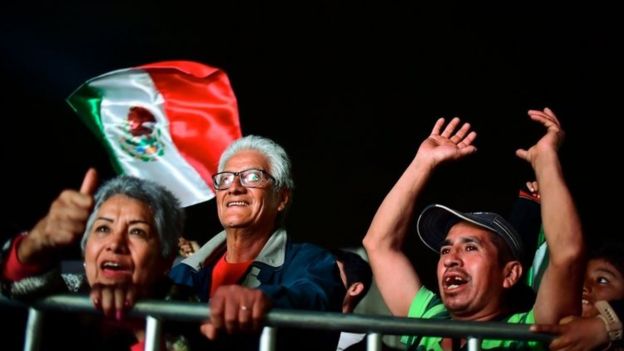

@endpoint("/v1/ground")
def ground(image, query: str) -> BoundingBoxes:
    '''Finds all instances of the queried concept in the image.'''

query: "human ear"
[502,261,523,288]
[348,282,365,297]
[276,189,290,212]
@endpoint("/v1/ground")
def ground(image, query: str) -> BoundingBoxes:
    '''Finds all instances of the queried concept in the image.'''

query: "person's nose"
[582,279,592,296]
[106,229,129,254]
[227,175,247,194]
[443,249,462,268]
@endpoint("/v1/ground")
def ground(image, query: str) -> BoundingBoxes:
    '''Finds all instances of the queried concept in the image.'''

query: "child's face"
[582,258,624,317]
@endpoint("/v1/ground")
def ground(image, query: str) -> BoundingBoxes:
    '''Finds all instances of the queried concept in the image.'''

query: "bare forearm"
[363,157,434,315]
[534,152,584,264]
[363,159,434,252]
[17,231,53,267]
[533,151,584,321]
[17,219,58,268]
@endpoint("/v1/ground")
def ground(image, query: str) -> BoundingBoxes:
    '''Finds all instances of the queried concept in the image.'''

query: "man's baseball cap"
[417,204,524,260]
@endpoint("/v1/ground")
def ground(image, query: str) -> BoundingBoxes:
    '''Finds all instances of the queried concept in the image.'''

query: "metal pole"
[144,315,162,351]
[467,337,481,351]
[23,308,43,351]
[366,333,382,351]
[1,295,553,344]
[259,326,277,351]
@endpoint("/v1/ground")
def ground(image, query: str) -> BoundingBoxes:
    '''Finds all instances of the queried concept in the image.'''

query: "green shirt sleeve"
[400,291,543,350]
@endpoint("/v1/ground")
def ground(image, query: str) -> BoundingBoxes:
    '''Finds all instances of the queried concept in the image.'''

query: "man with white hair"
[170,135,345,350]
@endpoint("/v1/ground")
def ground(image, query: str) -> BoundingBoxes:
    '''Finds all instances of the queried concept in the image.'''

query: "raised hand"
[523,108,584,324]
[516,107,565,166]
[415,117,478,167]
[19,168,98,265]
[362,116,477,317]
[200,285,272,340]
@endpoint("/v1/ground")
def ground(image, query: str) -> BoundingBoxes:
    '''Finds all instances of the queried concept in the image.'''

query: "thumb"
[543,107,556,118]
[515,149,528,161]
[530,324,560,334]
[559,315,577,324]
[80,168,98,195]
[200,322,218,340]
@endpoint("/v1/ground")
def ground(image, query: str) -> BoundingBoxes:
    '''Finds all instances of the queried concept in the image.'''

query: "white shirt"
[337,332,366,351]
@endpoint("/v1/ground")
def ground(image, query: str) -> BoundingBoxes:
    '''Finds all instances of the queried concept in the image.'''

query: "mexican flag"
[67,61,242,207]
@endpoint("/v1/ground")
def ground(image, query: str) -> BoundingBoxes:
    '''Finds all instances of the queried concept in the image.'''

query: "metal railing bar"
[145,316,162,351]
[366,333,382,351]
[467,337,481,351]
[259,326,277,351]
[1,294,552,342]
[24,308,43,351]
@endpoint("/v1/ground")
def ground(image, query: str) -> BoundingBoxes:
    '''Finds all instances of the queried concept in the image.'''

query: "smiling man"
[169,135,345,350]
[363,109,584,350]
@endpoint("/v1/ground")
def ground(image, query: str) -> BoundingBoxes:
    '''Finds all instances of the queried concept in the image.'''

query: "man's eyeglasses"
[212,169,276,190]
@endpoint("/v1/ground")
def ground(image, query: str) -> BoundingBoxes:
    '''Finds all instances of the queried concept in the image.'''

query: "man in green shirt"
[363,108,584,350]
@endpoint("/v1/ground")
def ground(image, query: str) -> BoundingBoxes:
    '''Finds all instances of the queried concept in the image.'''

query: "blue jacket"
[169,228,345,311]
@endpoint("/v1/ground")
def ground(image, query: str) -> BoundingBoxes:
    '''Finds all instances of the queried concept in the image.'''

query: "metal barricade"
[1,294,552,351]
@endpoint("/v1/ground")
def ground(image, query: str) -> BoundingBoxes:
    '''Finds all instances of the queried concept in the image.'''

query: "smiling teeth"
[227,201,247,207]
[103,262,120,268]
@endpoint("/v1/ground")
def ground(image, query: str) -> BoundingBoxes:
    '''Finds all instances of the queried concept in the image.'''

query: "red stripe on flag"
[140,61,242,190]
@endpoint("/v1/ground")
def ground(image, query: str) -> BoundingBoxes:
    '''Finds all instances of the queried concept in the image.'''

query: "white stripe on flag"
[91,68,215,206]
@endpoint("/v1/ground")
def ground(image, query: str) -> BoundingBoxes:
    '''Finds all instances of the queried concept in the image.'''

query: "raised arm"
[516,108,584,324]
[1,169,97,301]
[16,168,97,268]
[363,117,477,316]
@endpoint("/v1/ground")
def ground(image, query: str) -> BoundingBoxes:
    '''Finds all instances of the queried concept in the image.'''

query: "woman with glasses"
[169,135,345,350]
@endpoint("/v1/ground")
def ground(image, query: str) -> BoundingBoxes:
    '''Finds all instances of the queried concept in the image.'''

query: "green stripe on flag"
[67,84,124,173]
[65,61,241,206]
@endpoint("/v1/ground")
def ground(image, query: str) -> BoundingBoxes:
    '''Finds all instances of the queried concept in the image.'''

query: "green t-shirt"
[401,286,544,350]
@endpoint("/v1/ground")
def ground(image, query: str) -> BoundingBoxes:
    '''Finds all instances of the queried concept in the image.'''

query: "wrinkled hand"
[530,315,610,351]
[415,117,477,167]
[90,282,137,321]
[200,285,272,340]
[516,108,565,166]
[19,169,98,264]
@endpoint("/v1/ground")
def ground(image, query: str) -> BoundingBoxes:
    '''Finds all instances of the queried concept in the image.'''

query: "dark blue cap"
[417,204,524,260]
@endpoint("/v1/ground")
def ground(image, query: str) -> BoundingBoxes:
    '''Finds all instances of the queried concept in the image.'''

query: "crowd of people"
[2,108,621,351]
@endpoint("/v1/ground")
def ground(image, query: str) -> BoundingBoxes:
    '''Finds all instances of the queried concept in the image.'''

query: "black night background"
[1,2,620,348]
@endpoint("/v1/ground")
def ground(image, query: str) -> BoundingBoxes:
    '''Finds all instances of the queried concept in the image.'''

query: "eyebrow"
[95,217,151,225]
[222,168,267,173]
[441,236,482,247]
[594,268,617,277]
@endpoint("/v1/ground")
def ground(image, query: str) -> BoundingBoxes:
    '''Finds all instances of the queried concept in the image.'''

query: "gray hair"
[80,176,185,260]
[218,135,294,224]
[219,135,294,192]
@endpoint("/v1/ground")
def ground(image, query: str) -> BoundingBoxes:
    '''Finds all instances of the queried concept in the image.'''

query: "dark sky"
[0,2,620,255]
